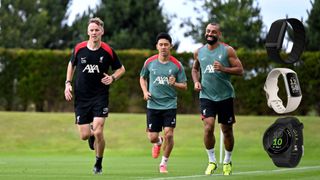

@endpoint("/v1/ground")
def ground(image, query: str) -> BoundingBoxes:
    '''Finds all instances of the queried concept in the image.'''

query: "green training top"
[198,43,235,101]
[140,55,187,110]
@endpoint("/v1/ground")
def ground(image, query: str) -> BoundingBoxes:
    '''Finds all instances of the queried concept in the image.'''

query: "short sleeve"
[176,62,187,83]
[69,49,77,66]
[140,61,150,78]
[110,49,122,70]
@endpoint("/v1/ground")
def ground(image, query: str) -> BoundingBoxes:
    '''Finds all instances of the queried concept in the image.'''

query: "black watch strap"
[266,18,305,64]
[272,117,304,167]
[65,80,72,84]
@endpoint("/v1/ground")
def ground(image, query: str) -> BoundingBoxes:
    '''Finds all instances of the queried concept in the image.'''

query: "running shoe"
[159,164,168,173]
[205,162,217,175]
[93,166,102,174]
[223,162,232,175]
[152,137,163,158]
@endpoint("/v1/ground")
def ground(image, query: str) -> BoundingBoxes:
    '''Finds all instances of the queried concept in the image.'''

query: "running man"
[64,17,125,174]
[140,32,187,173]
[191,22,244,175]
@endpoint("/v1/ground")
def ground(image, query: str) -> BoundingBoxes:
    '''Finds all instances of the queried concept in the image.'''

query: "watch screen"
[264,126,292,154]
[286,73,301,97]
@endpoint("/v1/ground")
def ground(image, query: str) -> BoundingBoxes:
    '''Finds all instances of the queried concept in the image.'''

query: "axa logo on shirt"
[153,76,169,85]
[204,65,215,73]
[83,64,100,73]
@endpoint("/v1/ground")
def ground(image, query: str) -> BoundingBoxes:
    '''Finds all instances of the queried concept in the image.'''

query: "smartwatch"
[263,116,304,167]
[265,18,305,64]
[264,68,302,114]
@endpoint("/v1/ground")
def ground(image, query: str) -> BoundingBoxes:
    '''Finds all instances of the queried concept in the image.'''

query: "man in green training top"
[191,22,244,176]
[140,32,187,174]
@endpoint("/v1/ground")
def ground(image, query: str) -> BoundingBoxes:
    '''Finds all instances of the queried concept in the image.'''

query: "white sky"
[68,0,312,52]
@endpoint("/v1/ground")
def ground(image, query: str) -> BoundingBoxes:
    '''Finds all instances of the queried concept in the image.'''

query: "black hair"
[208,22,221,31]
[209,22,219,26]
[156,32,172,44]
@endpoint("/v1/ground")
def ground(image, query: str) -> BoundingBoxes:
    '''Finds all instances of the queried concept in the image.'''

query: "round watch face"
[263,126,293,154]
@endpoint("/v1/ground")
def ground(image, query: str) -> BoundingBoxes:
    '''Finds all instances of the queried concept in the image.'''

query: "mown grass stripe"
[143,165,320,180]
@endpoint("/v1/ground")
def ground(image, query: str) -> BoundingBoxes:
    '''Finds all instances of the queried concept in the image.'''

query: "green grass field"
[0,112,319,180]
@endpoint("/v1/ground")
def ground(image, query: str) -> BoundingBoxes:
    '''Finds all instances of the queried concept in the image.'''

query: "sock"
[95,156,103,168]
[156,136,163,145]
[206,148,216,163]
[223,150,232,164]
[160,156,168,166]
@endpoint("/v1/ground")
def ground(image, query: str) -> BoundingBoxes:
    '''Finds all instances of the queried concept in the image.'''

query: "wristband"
[264,68,302,114]
[65,80,72,84]
[265,18,305,64]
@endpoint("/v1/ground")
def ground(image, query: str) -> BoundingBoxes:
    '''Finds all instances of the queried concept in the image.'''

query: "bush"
[0,48,318,115]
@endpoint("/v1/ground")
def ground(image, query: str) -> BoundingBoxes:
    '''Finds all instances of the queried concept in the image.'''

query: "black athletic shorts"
[146,108,177,132]
[200,98,235,125]
[74,96,109,125]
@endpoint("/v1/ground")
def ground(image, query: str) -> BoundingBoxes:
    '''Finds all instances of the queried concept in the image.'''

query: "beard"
[206,35,218,45]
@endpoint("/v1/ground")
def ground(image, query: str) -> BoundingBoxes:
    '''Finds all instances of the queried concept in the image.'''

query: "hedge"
[0,48,319,115]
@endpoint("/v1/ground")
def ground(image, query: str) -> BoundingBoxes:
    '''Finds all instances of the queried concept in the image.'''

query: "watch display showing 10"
[263,117,303,168]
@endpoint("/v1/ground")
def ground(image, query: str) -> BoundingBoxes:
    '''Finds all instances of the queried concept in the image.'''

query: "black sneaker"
[93,166,102,174]
[88,135,95,150]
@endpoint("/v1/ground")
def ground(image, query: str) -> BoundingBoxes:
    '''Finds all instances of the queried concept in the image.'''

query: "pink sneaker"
[159,165,168,173]
[152,144,161,158]
[152,137,163,158]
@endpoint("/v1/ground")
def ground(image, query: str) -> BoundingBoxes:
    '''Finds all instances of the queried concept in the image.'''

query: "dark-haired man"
[64,17,125,174]
[140,32,187,173]
[191,23,243,175]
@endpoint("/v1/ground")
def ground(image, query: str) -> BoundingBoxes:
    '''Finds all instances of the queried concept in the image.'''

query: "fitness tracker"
[65,80,72,84]
[111,75,116,82]
[265,18,305,64]
[263,116,304,167]
[264,68,302,114]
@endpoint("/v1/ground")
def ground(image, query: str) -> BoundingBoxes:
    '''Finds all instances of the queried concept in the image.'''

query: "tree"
[70,0,170,49]
[0,0,71,49]
[65,8,95,48]
[183,0,263,49]
[306,0,320,51]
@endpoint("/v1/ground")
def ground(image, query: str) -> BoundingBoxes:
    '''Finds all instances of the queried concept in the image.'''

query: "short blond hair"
[88,17,104,27]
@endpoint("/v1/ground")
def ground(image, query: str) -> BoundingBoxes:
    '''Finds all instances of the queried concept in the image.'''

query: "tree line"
[1,0,319,51]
